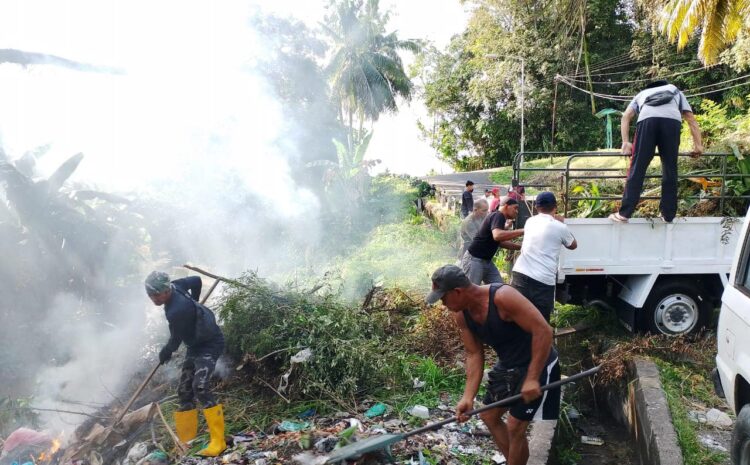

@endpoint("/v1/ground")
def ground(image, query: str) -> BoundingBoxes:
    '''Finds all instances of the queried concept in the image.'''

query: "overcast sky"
[0,0,468,177]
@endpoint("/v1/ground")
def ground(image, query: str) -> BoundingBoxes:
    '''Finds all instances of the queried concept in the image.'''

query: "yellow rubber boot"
[173,409,198,444]
[197,404,227,456]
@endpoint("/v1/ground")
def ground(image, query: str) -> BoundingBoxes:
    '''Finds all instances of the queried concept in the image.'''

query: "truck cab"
[715,206,750,464]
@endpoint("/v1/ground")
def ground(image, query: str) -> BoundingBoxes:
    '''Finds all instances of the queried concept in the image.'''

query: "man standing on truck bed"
[145,271,227,456]
[461,198,524,284]
[426,265,559,465]
[609,79,703,223]
[512,192,577,321]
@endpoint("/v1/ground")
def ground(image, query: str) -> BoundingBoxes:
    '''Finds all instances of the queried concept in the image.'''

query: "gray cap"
[426,265,471,304]
[145,271,171,295]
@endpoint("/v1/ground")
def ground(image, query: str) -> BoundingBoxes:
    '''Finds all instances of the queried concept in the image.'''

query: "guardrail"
[511,151,750,215]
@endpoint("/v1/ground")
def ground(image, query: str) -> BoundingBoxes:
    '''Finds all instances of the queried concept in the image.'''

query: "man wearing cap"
[426,265,559,465]
[461,180,475,218]
[461,198,524,285]
[512,192,577,321]
[458,199,490,259]
[145,271,226,456]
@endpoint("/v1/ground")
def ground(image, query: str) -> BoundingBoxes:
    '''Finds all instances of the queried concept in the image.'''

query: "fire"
[37,436,63,462]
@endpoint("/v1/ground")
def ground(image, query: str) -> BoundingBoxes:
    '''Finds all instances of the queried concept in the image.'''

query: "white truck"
[557,217,743,336]
[511,151,748,336]
[714,206,750,464]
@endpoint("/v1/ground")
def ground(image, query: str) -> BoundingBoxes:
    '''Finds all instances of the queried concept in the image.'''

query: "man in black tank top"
[427,265,560,465]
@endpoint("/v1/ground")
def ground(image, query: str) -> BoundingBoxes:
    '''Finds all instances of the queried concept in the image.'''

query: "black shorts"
[482,350,561,422]
[511,271,555,322]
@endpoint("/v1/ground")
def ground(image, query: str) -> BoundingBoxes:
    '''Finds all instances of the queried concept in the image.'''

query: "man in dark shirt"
[426,265,559,465]
[145,271,226,456]
[461,180,475,218]
[461,198,524,284]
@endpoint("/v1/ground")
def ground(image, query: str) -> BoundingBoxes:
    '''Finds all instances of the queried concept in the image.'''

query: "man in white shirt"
[609,80,703,223]
[512,192,577,321]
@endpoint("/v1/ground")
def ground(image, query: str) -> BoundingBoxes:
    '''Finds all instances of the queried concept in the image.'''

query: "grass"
[657,359,728,465]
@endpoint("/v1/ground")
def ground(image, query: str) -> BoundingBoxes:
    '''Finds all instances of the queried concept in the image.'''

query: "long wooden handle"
[403,365,600,438]
[110,363,161,428]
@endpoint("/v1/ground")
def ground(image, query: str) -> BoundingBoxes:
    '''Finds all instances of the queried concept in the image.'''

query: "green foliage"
[657,360,728,465]
[0,397,39,437]
[218,273,412,404]
[569,183,608,218]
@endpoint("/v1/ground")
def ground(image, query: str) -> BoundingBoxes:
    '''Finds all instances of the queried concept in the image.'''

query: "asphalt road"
[423,168,508,196]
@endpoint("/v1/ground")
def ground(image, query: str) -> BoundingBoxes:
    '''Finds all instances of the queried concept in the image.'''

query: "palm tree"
[323,0,421,151]
[657,0,750,65]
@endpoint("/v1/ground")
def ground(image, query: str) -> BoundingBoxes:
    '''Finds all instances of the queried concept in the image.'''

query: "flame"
[37,436,63,462]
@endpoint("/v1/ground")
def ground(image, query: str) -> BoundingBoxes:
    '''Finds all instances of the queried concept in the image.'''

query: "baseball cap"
[145,271,171,295]
[426,265,471,304]
[466,180,475,186]
[535,191,557,207]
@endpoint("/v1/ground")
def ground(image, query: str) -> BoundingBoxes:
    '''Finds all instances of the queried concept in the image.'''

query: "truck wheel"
[643,280,708,336]
[732,404,750,465]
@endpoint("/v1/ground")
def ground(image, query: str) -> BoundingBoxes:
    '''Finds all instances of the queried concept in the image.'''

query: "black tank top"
[463,283,532,368]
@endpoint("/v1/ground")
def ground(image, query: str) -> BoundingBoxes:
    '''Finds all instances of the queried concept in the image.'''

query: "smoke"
[0,0,329,432]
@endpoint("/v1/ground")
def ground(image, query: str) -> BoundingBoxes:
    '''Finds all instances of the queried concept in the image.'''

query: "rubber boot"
[173,409,198,444]
[197,404,226,456]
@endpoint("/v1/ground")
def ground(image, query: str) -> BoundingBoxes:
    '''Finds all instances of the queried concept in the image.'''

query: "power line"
[687,79,750,97]
[571,59,700,78]
[563,64,718,85]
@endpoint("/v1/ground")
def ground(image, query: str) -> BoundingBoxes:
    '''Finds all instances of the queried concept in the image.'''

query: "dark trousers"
[178,351,220,410]
[511,271,555,322]
[619,117,681,221]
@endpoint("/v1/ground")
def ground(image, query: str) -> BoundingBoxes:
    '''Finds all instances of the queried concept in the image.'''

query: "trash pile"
[173,401,506,465]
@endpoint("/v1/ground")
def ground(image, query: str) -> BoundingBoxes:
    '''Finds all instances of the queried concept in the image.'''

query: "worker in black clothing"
[461,180,475,218]
[145,271,226,456]
[427,265,559,465]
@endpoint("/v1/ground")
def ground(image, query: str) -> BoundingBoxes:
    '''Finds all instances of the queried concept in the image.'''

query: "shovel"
[324,365,600,463]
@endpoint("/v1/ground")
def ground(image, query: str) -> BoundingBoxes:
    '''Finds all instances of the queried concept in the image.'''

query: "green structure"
[595,108,623,149]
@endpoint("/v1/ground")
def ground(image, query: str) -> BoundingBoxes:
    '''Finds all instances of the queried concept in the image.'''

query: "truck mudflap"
[712,367,726,399]
[615,299,637,333]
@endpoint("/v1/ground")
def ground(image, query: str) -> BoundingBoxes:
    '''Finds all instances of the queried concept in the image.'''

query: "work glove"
[159,346,173,364]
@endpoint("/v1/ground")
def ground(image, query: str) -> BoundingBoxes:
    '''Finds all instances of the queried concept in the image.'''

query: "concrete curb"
[627,358,684,465]
[528,420,557,465]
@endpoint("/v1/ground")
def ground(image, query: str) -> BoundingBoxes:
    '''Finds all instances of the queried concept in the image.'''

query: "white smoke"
[0,0,323,431]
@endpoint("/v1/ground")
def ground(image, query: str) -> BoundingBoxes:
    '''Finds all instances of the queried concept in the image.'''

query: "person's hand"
[455,397,474,423]
[159,346,173,364]
[621,142,633,155]
[520,378,542,404]
[691,144,704,158]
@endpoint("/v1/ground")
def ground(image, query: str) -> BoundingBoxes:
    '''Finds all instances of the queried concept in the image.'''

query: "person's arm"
[683,111,704,158]
[499,240,521,250]
[492,228,524,242]
[173,276,202,301]
[494,286,553,403]
[454,312,485,422]
[621,106,636,155]
[561,225,577,250]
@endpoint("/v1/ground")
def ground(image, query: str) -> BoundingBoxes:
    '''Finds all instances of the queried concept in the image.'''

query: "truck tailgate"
[558,217,743,279]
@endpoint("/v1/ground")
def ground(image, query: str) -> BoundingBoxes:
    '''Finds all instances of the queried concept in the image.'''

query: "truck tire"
[643,280,709,336]
[732,404,750,465]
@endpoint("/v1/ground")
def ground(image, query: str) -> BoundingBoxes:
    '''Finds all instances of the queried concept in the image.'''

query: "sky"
[0,0,468,177]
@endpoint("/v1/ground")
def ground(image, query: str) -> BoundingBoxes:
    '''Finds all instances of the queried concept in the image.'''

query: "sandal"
[608,213,629,223]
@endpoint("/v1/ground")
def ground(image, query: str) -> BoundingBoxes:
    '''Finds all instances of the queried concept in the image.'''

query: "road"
[423,168,507,197]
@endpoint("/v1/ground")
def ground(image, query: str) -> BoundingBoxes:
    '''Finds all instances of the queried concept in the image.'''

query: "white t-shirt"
[513,213,575,286]
[628,84,692,123]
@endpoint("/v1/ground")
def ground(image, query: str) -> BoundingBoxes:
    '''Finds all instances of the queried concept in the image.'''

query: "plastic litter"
[135,450,168,465]
[124,442,148,464]
[408,405,430,419]
[1,428,52,453]
[298,407,317,419]
[492,451,507,463]
[581,435,604,446]
[291,348,313,364]
[364,403,387,418]
[413,378,426,389]
[278,421,311,432]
